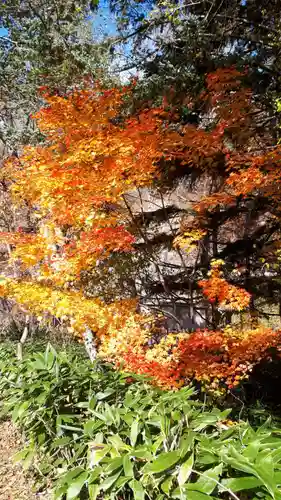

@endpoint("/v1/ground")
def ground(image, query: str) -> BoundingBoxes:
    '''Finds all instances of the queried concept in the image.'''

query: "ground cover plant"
[2,343,281,499]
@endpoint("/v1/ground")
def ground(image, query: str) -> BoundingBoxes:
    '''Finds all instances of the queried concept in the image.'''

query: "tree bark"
[83,327,97,362]
[17,314,29,361]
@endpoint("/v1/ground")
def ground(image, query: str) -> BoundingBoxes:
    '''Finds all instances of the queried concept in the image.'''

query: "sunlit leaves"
[198,260,251,311]
[1,69,280,394]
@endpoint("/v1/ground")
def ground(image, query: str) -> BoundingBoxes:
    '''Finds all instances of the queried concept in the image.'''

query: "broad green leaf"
[52,437,71,448]
[221,476,263,492]
[84,419,103,436]
[223,447,260,476]
[89,444,111,466]
[12,401,29,421]
[274,471,281,483]
[108,434,130,451]
[22,450,35,469]
[243,440,261,460]
[104,403,115,424]
[122,412,135,426]
[13,448,29,463]
[257,452,274,478]
[192,464,223,494]
[179,431,195,457]
[89,410,107,422]
[133,448,153,461]
[130,479,145,500]
[152,435,164,454]
[144,451,180,474]
[160,415,170,437]
[256,417,272,435]
[261,439,281,452]
[45,348,55,369]
[66,471,88,500]
[130,420,139,447]
[123,454,134,477]
[197,451,217,465]
[60,424,83,433]
[114,407,121,427]
[124,392,135,408]
[161,476,174,494]
[92,432,104,444]
[100,470,122,491]
[224,447,276,497]
[88,467,103,484]
[172,487,215,499]
[254,462,276,498]
[104,457,123,474]
[61,467,85,485]
[54,484,68,500]
[30,357,46,370]
[75,401,89,408]
[187,491,217,499]
[88,484,99,500]
[96,388,115,400]
[115,476,129,490]
[218,409,232,420]
[193,414,218,431]
[89,396,97,410]
[178,453,193,486]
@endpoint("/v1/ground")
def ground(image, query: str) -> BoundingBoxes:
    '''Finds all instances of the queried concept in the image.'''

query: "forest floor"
[0,420,50,500]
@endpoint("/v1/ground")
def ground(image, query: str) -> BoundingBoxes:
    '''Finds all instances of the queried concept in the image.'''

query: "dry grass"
[0,420,51,500]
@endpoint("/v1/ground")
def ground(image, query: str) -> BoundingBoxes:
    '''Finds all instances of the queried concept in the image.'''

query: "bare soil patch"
[0,420,50,500]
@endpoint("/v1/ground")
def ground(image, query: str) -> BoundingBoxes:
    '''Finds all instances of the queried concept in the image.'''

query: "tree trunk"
[83,327,97,362]
[17,314,29,361]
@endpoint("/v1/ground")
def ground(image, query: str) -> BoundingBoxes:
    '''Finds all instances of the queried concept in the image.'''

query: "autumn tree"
[0,0,118,340]
[102,0,281,331]
[0,1,277,391]
[0,0,113,154]
[1,65,281,391]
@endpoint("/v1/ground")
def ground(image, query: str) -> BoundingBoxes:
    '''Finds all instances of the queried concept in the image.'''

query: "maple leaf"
[198,260,251,311]
[1,71,280,394]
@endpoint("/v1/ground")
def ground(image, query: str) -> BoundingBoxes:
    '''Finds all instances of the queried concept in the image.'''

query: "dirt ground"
[0,420,50,500]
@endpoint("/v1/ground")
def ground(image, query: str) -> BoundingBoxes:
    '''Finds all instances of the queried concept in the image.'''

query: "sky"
[0,27,8,38]
[91,2,139,82]
[92,2,118,39]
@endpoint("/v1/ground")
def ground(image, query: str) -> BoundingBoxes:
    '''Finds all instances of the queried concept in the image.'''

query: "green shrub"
[2,343,281,499]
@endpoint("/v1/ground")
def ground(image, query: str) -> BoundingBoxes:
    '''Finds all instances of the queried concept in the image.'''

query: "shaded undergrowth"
[1,342,281,499]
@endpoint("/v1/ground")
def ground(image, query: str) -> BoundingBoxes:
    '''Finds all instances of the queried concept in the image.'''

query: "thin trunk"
[17,314,29,361]
[83,327,97,362]
[211,228,221,328]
